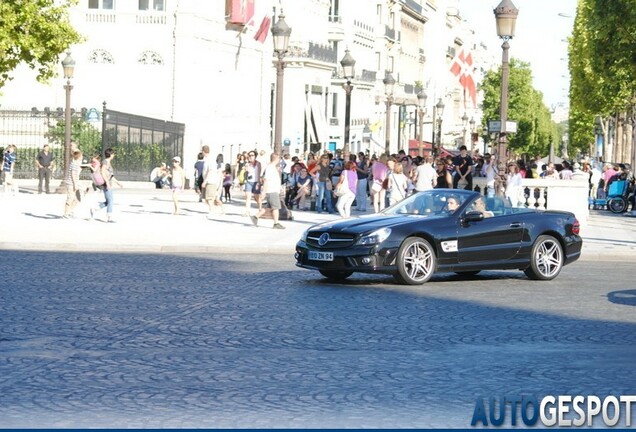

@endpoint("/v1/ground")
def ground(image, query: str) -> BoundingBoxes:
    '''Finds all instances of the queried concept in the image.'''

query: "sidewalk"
[1,180,634,261]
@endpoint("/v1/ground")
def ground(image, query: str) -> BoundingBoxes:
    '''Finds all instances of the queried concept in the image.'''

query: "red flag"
[449,49,477,108]
[254,16,271,43]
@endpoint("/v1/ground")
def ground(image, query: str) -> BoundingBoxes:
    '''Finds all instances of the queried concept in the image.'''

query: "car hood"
[308,213,443,235]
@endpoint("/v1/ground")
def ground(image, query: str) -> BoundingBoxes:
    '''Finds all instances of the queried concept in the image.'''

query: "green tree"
[480,59,559,159]
[0,0,82,88]
[569,0,636,159]
[46,117,102,158]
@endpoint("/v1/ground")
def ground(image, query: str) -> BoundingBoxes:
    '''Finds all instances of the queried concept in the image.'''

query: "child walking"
[222,169,232,202]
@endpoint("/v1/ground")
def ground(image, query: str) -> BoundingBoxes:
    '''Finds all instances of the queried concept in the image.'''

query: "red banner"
[226,0,255,25]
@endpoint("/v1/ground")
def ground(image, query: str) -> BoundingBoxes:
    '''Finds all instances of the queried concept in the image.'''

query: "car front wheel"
[319,269,353,281]
[395,237,437,285]
[524,235,564,280]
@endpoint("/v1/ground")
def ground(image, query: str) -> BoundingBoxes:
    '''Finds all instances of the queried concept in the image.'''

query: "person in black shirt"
[452,145,474,190]
[35,144,55,194]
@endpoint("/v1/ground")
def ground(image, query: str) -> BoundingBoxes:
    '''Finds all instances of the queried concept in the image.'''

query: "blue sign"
[86,108,100,122]
[283,138,291,146]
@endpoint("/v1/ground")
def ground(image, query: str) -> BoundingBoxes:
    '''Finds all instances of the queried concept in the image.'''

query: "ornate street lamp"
[383,71,395,155]
[433,98,445,158]
[57,52,75,194]
[494,0,519,175]
[271,11,292,156]
[340,49,355,161]
[416,89,427,157]
[461,112,469,146]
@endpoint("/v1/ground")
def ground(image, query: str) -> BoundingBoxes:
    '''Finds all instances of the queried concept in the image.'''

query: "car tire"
[608,197,627,213]
[455,270,481,277]
[524,235,564,281]
[319,270,353,281]
[394,237,437,285]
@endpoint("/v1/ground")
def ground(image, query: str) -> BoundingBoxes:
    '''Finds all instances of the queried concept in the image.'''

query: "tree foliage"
[46,116,102,158]
[569,0,636,154]
[0,0,82,88]
[480,59,559,159]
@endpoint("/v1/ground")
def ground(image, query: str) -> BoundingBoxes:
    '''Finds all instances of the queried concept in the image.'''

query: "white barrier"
[472,177,590,227]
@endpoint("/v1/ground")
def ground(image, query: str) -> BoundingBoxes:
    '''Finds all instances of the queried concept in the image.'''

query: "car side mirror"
[463,210,484,223]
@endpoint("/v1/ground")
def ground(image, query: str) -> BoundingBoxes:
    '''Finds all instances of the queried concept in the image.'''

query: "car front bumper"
[295,240,400,275]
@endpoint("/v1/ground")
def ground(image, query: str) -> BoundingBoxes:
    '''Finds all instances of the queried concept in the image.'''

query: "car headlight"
[300,229,309,242]
[355,227,392,246]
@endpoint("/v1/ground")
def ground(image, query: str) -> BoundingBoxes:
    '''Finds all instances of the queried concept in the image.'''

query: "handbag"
[371,181,382,193]
[335,181,349,197]
[382,177,389,190]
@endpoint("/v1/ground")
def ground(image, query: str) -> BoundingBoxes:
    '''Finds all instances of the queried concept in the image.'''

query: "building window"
[89,0,114,9]
[376,4,382,23]
[376,52,381,71]
[331,93,338,118]
[388,56,394,72]
[139,0,165,11]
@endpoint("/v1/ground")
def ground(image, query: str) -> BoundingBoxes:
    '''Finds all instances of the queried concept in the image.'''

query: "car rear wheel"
[319,270,353,281]
[524,235,564,280]
[394,237,437,285]
[608,197,627,213]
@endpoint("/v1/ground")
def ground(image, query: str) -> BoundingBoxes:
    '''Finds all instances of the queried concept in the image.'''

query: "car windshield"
[383,190,470,216]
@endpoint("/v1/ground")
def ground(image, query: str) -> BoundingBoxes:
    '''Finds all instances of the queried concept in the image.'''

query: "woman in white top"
[388,162,408,206]
[505,163,523,207]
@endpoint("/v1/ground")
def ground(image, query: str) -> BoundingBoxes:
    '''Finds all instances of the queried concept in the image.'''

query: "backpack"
[91,166,107,188]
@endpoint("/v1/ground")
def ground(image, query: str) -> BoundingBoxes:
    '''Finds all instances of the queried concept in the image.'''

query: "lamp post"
[383,71,395,155]
[461,113,469,147]
[416,89,427,157]
[432,98,444,158]
[56,52,75,194]
[469,116,476,152]
[340,49,355,161]
[494,0,519,175]
[271,12,291,156]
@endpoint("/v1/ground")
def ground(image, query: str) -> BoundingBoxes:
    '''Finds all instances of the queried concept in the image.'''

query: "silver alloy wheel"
[526,235,564,280]
[396,237,436,285]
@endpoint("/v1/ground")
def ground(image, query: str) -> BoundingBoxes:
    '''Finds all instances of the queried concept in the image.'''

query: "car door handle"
[509,223,522,228]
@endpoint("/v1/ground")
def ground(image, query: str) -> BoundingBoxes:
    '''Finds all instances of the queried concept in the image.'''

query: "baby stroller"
[589,179,630,213]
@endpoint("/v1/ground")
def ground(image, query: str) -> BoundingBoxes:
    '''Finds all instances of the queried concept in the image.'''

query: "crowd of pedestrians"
[2,142,636,224]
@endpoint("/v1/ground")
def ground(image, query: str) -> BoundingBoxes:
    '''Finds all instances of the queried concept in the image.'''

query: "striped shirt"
[65,159,81,186]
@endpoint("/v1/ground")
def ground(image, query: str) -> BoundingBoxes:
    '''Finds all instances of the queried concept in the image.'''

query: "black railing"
[400,0,422,15]
[307,42,337,63]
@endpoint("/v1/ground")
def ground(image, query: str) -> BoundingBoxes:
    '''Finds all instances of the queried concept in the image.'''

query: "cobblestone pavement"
[1,251,635,428]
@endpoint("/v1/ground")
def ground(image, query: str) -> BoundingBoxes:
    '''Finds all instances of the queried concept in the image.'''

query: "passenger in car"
[471,197,494,218]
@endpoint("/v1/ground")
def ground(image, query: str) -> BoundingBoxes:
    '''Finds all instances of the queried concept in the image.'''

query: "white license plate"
[308,251,334,262]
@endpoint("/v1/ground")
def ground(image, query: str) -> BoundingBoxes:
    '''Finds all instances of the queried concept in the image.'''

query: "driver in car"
[445,196,460,213]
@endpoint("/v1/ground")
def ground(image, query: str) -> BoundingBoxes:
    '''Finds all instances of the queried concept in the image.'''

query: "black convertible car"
[295,189,582,285]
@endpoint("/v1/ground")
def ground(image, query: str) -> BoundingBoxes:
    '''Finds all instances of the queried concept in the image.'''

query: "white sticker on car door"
[441,240,458,253]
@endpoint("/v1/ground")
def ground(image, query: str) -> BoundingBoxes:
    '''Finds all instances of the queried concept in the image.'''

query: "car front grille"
[306,231,356,249]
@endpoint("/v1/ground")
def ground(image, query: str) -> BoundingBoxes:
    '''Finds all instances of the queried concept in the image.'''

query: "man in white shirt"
[251,153,285,229]
[413,156,437,192]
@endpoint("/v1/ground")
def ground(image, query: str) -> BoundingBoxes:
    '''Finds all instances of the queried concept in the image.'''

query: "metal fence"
[0,107,185,181]
[102,108,185,181]
[0,109,65,179]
